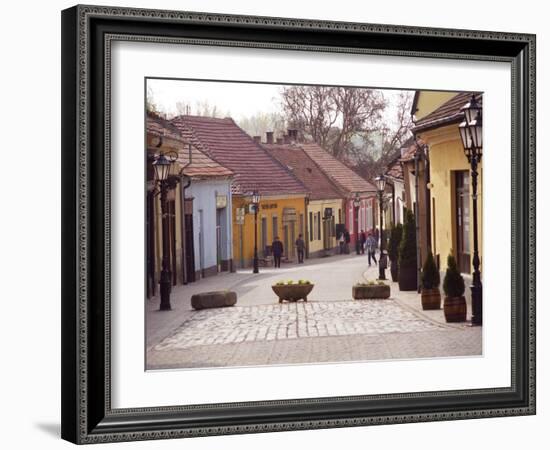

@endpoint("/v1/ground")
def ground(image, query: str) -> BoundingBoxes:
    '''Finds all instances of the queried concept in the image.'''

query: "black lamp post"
[251,191,261,274]
[458,94,483,326]
[152,151,178,311]
[353,193,361,254]
[375,175,387,280]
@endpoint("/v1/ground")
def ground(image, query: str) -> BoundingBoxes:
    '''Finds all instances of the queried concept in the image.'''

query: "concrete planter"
[352,284,390,300]
[272,284,314,303]
[421,288,441,310]
[191,290,237,310]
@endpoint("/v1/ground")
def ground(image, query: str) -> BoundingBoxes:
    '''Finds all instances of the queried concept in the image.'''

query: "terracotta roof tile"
[263,144,344,201]
[299,143,376,196]
[170,115,307,196]
[146,114,233,179]
[385,157,403,180]
[412,92,482,133]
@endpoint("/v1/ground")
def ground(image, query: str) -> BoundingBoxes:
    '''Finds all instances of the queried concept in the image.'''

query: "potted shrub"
[352,280,390,300]
[398,209,417,291]
[420,251,441,310]
[442,254,467,322]
[388,223,403,282]
[272,279,314,303]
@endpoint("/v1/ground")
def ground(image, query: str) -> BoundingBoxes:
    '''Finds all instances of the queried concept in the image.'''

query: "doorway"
[455,171,471,274]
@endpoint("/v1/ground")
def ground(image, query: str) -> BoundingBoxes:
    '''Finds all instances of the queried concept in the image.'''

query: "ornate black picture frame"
[61,4,536,444]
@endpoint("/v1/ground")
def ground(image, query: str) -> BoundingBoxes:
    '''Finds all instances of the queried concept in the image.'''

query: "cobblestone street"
[146,253,482,369]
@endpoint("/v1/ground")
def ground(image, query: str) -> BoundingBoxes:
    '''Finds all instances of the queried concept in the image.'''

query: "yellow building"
[171,116,308,268]
[412,92,483,274]
[232,194,308,266]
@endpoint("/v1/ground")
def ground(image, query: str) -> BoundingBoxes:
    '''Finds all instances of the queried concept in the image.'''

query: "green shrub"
[388,223,403,261]
[398,209,416,267]
[421,251,440,290]
[443,254,465,297]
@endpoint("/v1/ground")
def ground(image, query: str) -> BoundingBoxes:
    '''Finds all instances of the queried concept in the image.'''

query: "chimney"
[253,136,261,144]
[287,129,298,142]
[276,137,283,145]
[266,131,274,144]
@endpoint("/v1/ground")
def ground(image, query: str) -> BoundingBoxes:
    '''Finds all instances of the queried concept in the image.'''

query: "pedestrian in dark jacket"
[272,236,284,268]
[344,229,351,254]
[295,234,305,263]
[359,230,367,254]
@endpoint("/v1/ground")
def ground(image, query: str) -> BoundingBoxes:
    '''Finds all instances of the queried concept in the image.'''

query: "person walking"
[366,233,377,267]
[359,229,367,255]
[344,229,351,254]
[339,232,345,254]
[272,236,284,268]
[295,234,305,264]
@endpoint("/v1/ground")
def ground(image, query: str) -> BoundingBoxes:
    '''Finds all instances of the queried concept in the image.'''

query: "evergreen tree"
[421,251,440,290]
[443,254,465,297]
[398,209,416,267]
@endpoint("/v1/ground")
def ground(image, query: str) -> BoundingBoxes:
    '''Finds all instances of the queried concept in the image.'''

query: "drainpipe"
[414,145,421,293]
[179,142,192,285]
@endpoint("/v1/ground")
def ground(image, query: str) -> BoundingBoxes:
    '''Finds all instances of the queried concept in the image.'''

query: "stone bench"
[191,290,237,310]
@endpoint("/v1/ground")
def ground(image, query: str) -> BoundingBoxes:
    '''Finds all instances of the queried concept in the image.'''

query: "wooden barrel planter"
[352,284,390,300]
[398,264,417,291]
[272,284,314,303]
[191,291,237,310]
[443,296,467,322]
[421,288,441,310]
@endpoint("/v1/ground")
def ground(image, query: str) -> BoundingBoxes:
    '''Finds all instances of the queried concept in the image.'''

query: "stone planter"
[272,284,314,303]
[421,288,441,310]
[191,290,237,310]
[444,296,467,322]
[352,284,390,300]
[398,263,417,291]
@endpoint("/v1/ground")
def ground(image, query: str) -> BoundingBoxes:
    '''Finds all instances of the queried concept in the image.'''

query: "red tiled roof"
[385,157,403,180]
[299,143,376,196]
[171,115,307,196]
[263,144,344,201]
[412,92,482,133]
[146,114,233,179]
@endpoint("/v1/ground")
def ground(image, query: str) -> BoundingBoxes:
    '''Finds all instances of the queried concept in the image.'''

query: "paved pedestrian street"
[154,301,443,350]
[146,253,482,370]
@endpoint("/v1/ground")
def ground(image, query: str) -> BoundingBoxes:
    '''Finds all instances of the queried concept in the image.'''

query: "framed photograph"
[61,4,536,444]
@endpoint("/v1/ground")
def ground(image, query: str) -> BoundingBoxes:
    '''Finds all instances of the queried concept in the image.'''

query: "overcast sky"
[146,78,414,128]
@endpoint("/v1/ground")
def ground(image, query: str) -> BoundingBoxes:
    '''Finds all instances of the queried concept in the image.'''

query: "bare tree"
[280,85,338,149]
[280,85,386,158]
[237,112,286,139]
[354,91,414,181]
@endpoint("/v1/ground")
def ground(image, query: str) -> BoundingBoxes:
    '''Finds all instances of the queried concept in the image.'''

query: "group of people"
[339,229,379,267]
[271,230,380,269]
[270,234,306,268]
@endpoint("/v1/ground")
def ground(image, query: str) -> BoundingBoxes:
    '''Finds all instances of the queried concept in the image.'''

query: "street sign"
[235,207,245,224]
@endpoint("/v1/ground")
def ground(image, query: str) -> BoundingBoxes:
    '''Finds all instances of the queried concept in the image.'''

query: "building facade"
[263,139,345,258]
[299,142,377,248]
[171,116,308,268]
[411,91,483,274]
[146,114,233,298]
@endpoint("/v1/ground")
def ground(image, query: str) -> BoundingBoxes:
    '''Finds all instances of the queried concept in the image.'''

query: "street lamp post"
[459,94,483,326]
[353,192,361,254]
[252,191,261,274]
[375,175,387,280]
[152,152,178,311]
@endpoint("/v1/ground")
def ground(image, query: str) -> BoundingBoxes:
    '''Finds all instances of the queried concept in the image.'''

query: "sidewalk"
[362,263,475,328]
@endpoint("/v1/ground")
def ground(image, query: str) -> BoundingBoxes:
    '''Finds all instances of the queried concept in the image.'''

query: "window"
[272,215,278,241]
[309,211,313,242]
[316,212,321,240]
